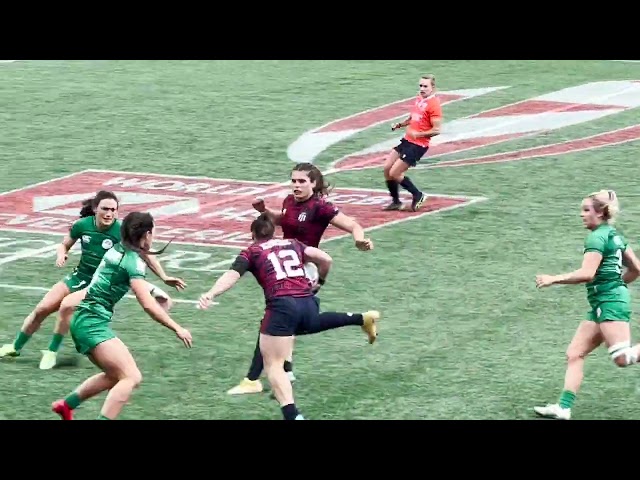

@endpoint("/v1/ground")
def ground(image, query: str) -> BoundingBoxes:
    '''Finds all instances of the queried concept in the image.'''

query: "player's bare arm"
[199,269,242,309]
[622,247,640,284]
[140,253,187,291]
[130,278,192,347]
[391,116,411,131]
[56,234,77,267]
[330,212,373,251]
[536,252,602,287]
[303,246,333,283]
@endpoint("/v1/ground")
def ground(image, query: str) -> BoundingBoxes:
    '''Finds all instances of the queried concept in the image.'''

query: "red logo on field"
[0,170,483,248]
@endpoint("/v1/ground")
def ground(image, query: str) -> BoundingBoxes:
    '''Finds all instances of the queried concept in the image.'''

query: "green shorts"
[586,285,631,323]
[63,270,92,293]
[70,308,116,355]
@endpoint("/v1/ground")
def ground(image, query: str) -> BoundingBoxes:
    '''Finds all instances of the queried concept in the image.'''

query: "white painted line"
[0,244,59,266]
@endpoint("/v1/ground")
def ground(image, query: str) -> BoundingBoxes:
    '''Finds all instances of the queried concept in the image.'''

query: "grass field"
[2,59,640,420]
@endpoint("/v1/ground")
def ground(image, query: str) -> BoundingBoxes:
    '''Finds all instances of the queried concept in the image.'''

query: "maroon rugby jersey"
[279,194,339,248]
[232,238,312,301]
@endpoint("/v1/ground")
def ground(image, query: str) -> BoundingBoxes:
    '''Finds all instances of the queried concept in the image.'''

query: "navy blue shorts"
[394,138,429,167]
[260,296,320,337]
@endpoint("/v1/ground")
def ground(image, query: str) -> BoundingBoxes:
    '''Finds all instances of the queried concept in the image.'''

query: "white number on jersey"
[267,249,305,280]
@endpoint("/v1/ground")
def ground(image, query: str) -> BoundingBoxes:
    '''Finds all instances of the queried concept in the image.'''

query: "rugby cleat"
[411,193,426,211]
[51,399,74,420]
[227,378,264,395]
[383,201,403,211]
[0,344,19,358]
[361,311,380,344]
[533,403,571,420]
[39,350,58,370]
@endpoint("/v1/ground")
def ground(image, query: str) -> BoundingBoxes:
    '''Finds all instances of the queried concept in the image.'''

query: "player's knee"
[565,348,585,363]
[263,355,284,373]
[609,341,635,367]
[33,302,56,321]
[59,299,75,320]
[128,368,143,388]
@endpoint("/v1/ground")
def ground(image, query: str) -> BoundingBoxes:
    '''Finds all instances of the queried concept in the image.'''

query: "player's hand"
[312,283,322,294]
[252,198,266,213]
[391,122,401,131]
[535,274,555,288]
[355,239,374,251]
[56,253,68,267]
[198,292,215,310]
[175,327,193,348]
[163,276,187,291]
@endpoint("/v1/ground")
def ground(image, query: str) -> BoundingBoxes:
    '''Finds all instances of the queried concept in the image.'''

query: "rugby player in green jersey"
[534,190,640,420]
[0,191,186,369]
[52,211,192,420]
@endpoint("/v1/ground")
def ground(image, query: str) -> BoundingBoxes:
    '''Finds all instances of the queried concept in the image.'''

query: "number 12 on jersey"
[268,249,305,279]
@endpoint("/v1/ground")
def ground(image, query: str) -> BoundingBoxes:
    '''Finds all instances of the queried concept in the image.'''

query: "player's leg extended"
[88,337,142,420]
[260,333,301,420]
[383,149,402,210]
[298,310,380,344]
[534,321,602,420]
[40,288,88,370]
[52,351,118,420]
[0,281,70,359]
[389,158,425,212]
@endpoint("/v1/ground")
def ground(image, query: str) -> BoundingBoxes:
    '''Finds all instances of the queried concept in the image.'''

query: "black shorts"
[393,138,429,167]
[260,296,320,337]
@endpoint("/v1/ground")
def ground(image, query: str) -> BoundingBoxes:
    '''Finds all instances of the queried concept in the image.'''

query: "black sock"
[400,176,421,197]
[246,336,264,381]
[302,312,363,334]
[386,180,400,203]
[281,403,300,420]
[284,360,293,373]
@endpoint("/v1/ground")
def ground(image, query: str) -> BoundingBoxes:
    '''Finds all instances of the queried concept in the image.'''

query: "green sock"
[558,390,576,409]
[97,414,111,420]
[64,392,82,410]
[48,333,64,352]
[13,331,31,351]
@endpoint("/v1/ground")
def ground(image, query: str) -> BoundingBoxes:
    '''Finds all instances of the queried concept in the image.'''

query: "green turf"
[1,60,640,419]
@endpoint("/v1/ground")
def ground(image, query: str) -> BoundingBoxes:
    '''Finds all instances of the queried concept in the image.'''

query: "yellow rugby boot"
[361,311,380,344]
[227,377,264,395]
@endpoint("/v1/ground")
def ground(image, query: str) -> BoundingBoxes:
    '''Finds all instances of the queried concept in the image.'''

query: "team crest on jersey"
[298,212,307,222]
[82,235,91,244]
[102,239,113,250]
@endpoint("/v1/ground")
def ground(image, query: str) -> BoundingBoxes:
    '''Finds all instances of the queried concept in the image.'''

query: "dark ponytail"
[79,190,119,218]
[120,211,172,256]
